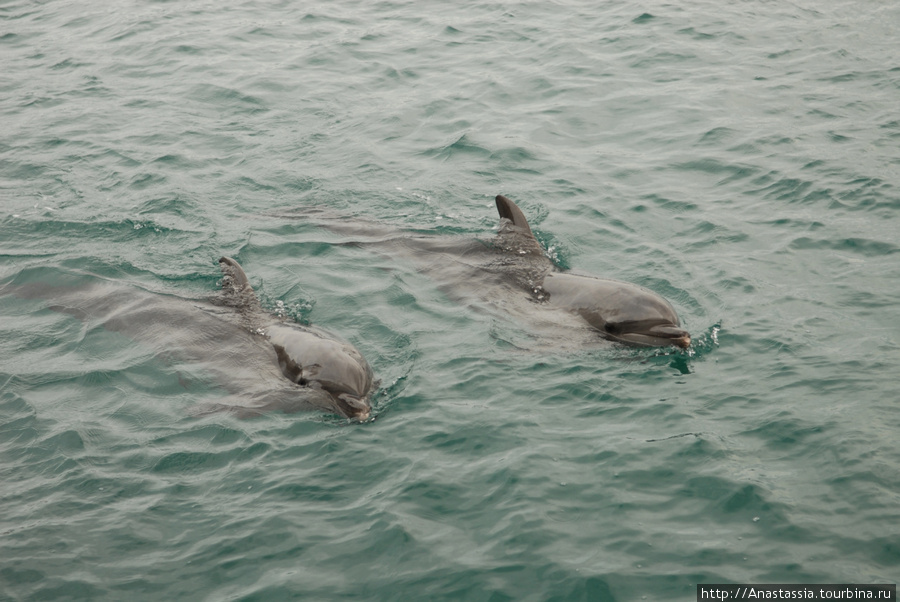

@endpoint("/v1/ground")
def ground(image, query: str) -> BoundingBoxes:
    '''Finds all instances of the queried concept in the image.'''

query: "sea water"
[1,0,899,599]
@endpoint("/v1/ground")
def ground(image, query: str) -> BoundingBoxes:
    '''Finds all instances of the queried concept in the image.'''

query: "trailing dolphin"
[1,258,376,419]
[216,256,374,418]
[292,194,690,349]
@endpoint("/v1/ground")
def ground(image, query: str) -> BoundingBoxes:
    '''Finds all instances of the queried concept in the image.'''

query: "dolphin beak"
[338,394,372,421]
[646,325,691,349]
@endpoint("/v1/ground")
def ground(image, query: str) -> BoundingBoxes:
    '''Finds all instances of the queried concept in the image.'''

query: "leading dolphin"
[295,194,690,349]
[494,195,690,348]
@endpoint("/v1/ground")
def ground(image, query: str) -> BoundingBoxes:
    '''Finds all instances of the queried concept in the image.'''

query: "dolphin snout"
[337,393,372,421]
[647,324,691,349]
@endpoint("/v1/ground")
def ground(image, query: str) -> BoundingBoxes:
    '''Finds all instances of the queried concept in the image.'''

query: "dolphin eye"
[604,323,622,335]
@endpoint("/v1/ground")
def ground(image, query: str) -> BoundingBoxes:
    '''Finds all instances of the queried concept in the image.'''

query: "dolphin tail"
[495,195,535,236]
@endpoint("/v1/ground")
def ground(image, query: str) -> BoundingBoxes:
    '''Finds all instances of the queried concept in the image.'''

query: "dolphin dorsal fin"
[495,195,534,237]
[219,256,252,291]
[218,256,264,319]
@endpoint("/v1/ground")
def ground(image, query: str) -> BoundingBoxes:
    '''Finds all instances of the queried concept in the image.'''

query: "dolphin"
[293,194,690,349]
[216,256,374,419]
[1,258,375,419]
[494,195,690,348]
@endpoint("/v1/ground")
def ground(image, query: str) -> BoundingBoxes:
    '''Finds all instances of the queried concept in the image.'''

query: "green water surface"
[1,0,899,599]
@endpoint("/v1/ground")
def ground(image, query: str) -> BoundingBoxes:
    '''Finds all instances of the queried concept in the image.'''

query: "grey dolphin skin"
[494,195,690,348]
[217,256,374,419]
[1,259,375,419]
[300,194,690,349]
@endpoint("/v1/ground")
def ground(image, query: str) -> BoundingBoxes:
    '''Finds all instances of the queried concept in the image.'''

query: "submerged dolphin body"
[1,259,375,419]
[301,194,690,349]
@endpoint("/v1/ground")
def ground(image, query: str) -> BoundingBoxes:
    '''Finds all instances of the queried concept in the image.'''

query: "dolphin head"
[541,272,691,350]
[331,392,372,421]
[269,327,376,421]
[295,361,375,421]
